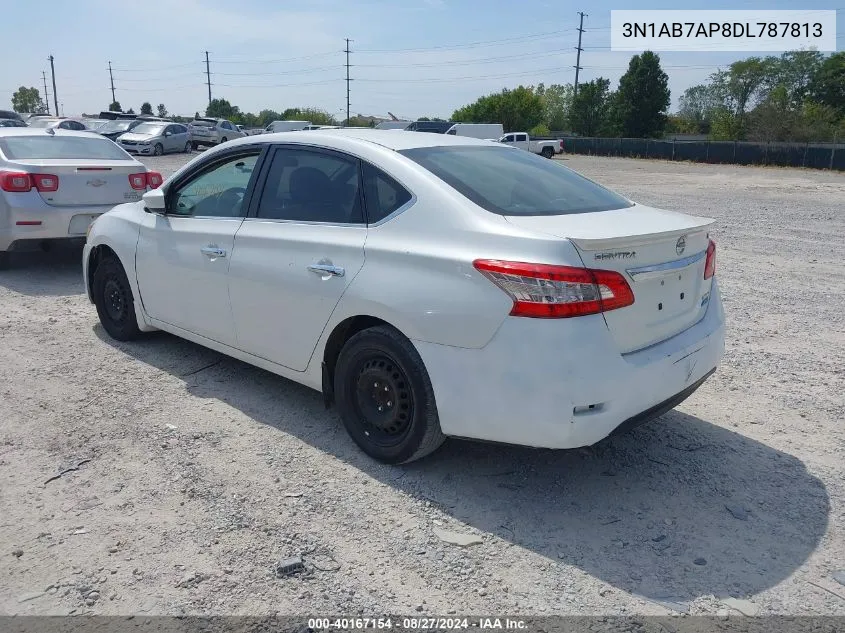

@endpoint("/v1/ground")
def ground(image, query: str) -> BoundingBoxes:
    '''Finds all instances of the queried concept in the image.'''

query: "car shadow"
[97,327,829,605]
[0,246,85,296]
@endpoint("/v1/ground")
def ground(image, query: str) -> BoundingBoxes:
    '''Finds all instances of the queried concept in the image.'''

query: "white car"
[0,128,162,269]
[83,130,724,464]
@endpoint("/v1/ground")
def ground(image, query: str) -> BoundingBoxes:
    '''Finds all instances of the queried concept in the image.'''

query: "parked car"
[0,127,161,269]
[117,122,191,156]
[27,117,92,132]
[264,120,311,133]
[0,119,27,128]
[188,118,244,149]
[445,123,504,140]
[97,119,144,141]
[499,132,563,158]
[0,110,25,123]
[403,120,454,134]
[83,129,724,464]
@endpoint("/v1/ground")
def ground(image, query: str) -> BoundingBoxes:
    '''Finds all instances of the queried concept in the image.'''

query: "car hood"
[118,132,155,142]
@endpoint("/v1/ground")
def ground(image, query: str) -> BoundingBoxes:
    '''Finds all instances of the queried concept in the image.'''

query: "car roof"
[233,128,498,151]
[0,127,113,139]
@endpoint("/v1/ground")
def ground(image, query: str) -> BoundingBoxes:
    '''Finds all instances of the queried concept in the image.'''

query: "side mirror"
[164,131,172,137]
[142,188,166,214]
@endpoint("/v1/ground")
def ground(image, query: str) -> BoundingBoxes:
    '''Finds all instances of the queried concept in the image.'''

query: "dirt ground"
[1,154,843,617]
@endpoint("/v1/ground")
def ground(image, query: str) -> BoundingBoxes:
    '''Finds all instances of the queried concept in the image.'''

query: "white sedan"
[83,130,725,464]
[0,128,162,269]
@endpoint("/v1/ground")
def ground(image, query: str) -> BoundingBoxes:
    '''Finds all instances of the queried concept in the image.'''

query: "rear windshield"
[399,146,632,216]
[191,119,216,127]
[99,120,132,133]
[0,136,133,160]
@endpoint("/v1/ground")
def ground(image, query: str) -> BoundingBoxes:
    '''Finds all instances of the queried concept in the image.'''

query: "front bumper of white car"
[414,278,726,449]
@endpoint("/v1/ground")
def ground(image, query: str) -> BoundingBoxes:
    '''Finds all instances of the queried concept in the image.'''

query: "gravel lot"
[1,153,843,617]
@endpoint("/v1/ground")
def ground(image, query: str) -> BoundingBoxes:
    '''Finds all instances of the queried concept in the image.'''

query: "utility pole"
[204,51,212,107]
[574,12,587,96]
[41,71,51,115]
[108,61,116,105]
[49,54,59,116]
[344,38,352,126]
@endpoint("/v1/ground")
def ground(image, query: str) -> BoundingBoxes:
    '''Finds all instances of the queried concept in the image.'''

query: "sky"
[2,0,842,120]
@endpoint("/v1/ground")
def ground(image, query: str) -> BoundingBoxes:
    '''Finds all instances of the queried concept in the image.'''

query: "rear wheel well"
[87,245,119,301]
[321,315,391,406]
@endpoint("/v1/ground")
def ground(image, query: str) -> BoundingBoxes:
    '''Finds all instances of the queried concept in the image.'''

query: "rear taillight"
[559,140,564,151]
[31,173,59,192]
[704,239,716,279]
[146,171,163,189]
[473,259,635,318]
[0,171,59,193]
[129,173,147,190]
[0,171,33,192]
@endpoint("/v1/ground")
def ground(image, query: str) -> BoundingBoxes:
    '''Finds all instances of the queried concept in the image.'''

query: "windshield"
[131,123,166,135]
[0,136,133,160]
[399,146,632,216]
[99,120,132,133]
[27,118,59,128]
[191,119,216,127]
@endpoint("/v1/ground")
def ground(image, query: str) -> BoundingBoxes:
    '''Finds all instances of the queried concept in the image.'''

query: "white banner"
[610,10,837,52]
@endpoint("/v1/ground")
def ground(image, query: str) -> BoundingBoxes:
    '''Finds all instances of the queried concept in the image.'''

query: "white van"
[264,120,312,133]
[445,123,504,140]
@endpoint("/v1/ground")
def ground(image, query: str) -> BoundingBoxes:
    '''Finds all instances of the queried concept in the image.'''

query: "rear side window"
[0,136,132,160]
[399,146,632,216]
[362,163,412,223]
[256,148,363,224]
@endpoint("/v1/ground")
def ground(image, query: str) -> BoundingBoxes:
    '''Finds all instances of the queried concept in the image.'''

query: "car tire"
[184,142,192,153]
[0,251,9,270]
[334,325,445,464]
[191,142,198,150]
[220,137,228,144]
[92,255,142,341]
[153,143,164,156]
[541,146,554,159]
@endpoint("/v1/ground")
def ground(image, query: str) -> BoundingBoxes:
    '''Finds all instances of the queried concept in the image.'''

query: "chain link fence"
[550,136,844,171]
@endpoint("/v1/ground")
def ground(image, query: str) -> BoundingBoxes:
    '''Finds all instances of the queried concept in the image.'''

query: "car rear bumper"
[413,278,726,449]
[1,203,115,251]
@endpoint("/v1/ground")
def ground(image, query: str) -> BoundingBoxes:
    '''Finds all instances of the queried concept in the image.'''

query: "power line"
[345,38,353,125]
[48,55,58,117]
[205,51,212,106]
[41,71,50,115]
[574,12,587,96]
[355,29,575,53]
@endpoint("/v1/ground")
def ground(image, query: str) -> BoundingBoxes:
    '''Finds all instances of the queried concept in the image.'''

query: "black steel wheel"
[541,146,554,159]
[335,326,445,464]
[92,256,141,341]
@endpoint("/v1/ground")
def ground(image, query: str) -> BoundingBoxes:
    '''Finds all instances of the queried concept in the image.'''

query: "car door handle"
[308,263,345,277]
[200,246,226,258]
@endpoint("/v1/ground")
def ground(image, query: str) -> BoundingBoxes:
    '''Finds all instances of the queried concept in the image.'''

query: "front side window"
[170,152,260,218]
[256,148,363,224]
[362,163,412,224]
[399,146,632,216]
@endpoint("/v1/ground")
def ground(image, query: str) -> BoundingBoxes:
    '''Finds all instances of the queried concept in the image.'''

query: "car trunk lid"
[9,159,146,207]
[505,204,716,353]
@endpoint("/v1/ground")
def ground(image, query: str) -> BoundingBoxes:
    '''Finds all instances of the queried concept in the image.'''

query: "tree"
[678,84,720,134]
[568,78,611,136]
[746,85,797,142]
[126,108,135,114]
[256,109,282,126]
[768,50,824,107]
[11,86,43,113]
[611,51,670,138]
[206,98,240,120]
[109,101,122,112]
[282,107,338,126]
[810,52,845,117]
[535,83,573,131]
[452,86,544,132]
[140,102,153,115]
[709,58,769,138]
[157,104,168,117]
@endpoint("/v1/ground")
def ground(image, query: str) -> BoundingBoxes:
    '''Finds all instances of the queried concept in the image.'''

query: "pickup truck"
[498,132,563,158]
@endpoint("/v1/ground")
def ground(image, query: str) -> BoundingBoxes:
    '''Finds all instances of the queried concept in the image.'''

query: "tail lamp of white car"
[473,259,635,318]
[0,171,59,193]
[128,172,164,190]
